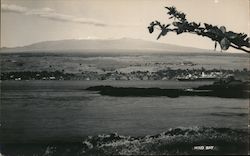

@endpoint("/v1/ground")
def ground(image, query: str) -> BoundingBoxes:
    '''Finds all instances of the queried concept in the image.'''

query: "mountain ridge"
[0,38,211,53]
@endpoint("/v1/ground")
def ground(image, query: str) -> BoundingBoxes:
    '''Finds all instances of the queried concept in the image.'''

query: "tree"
[148,6,250,53]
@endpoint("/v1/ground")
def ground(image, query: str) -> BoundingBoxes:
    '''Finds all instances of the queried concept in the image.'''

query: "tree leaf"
[148,26,154,33]
[219,26,226,34]
[225,31,238,39]
[220,37,230,50]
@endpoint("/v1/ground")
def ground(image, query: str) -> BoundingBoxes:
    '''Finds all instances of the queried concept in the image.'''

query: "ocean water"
[0,80,249,155]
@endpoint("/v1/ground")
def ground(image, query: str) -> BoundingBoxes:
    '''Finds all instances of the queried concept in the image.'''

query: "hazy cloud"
[1,4,107,26]
[1,3,27,13]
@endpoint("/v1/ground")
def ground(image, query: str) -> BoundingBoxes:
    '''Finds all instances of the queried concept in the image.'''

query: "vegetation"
[1,68,249,81]
[148,6,250,53]
[86,84,249,99]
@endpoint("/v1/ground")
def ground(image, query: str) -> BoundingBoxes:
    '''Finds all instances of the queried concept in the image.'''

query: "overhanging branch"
[148,6,250,53]
[230,44,250,53]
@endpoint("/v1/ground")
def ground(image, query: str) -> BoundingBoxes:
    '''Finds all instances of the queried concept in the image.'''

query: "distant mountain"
[0,38,210,53]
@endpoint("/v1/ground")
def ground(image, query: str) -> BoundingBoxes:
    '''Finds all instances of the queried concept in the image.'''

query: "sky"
[1,0,249,52]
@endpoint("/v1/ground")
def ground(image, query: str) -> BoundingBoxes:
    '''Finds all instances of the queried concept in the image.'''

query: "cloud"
[1,4,106,26]
[1,4,27,13]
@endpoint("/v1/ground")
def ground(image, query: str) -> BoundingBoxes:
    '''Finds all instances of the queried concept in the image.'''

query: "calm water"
[0,80,248,143]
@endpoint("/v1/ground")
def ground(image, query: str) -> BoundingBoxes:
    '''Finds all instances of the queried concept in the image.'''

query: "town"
[1,67,249,81]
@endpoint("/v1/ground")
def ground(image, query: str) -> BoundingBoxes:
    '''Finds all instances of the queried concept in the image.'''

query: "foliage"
[148,6,250,53]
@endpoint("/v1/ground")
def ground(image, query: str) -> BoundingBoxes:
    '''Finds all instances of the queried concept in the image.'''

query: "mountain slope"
[0,38,210,53]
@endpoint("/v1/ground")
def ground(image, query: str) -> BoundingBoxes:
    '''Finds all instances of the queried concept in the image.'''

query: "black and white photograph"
[0,0,249,155]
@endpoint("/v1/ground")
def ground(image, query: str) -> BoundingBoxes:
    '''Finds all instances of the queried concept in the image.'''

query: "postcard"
[0,0,249,155]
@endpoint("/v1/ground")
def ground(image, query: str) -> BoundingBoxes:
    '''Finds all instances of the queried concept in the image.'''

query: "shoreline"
[1,67,249,81]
